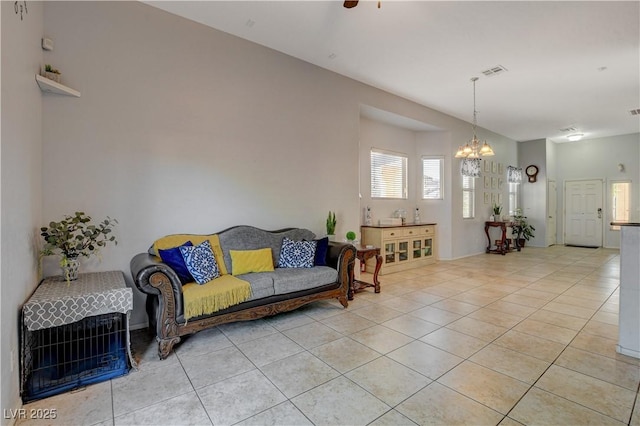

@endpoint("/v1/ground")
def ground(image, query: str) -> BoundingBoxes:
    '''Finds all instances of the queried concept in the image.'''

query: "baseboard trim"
[616,344,640,359]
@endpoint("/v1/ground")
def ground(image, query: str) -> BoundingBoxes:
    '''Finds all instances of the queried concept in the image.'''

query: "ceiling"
[145,1,640,143]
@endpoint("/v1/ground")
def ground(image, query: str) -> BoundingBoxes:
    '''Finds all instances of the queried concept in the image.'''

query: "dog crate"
[21,312,130,403]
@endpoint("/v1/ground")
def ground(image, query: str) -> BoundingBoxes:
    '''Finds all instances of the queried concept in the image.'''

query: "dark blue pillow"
[313,237,329,266]
[159,241,194,284]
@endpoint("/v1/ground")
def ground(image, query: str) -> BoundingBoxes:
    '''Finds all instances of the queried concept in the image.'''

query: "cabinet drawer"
[402,227,421,237]
[382,228,401,239]
[405,226,435,236]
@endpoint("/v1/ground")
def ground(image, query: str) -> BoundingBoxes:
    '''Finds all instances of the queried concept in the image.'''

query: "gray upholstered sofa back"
[217,226,315,272]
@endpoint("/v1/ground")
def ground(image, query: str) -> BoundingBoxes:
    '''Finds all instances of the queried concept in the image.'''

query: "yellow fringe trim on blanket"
[182,275,252,320]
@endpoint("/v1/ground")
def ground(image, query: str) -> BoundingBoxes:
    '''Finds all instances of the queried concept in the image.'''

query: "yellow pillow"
[230,248,274,275]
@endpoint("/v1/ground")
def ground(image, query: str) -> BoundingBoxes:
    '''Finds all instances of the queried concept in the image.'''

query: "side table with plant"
[40,212,118,282]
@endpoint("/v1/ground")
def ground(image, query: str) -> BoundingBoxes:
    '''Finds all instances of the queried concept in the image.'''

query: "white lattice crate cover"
[23,271,133,331]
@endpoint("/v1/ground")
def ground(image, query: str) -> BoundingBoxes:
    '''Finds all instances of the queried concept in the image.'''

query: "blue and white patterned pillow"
[179,240,220,284]
[277,237,317,268]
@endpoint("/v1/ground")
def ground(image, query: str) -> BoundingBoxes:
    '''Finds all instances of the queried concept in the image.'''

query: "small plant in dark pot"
[40,212,118,282]
[511,208,535,250]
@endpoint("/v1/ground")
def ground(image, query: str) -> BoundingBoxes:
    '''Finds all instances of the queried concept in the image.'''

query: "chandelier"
[455,77,495,159]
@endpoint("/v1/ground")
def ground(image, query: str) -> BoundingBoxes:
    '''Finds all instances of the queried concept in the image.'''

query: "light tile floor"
[18,246,640,426]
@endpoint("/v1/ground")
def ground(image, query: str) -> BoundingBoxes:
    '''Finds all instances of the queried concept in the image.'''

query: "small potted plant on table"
[326,211,337,241]
[490,203,502,222]
[40,212,118,282]
[345,231,357,243]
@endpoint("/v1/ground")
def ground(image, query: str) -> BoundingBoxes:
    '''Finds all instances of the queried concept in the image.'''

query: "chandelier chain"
[455,77,494,159]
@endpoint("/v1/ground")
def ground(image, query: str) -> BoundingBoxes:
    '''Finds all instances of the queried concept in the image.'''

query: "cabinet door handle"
[390,232,395,236]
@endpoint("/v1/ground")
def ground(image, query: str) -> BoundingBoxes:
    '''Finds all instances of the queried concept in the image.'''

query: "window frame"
[610,180,631,230]
[421,156,444,200]
[370,148,408,200]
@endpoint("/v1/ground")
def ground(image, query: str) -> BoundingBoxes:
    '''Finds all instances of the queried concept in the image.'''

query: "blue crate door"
[23,313,130,403]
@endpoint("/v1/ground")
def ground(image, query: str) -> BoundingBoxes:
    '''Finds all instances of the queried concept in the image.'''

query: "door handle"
[597,208,602,219]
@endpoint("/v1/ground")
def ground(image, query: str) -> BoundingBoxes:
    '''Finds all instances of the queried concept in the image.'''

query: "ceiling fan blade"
[344,1,359,8]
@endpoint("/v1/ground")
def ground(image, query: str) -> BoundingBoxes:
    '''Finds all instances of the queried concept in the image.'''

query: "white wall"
[518,139,548,247]
[1,0,44,420]
[520,134,640,248]
[3,0,636,412]
[450,131,519,258]
[357,120,455,259]
[555,133,640,248]
[415,131,453,259]
[358,114,519,259]
[40,1,358,327]
[546,138,558,245]
[358,117,418,226]
[39,1,520,327]
[358,118,452,257]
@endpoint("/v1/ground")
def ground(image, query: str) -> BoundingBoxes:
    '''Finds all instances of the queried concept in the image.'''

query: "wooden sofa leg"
[338,295,348,308]
[157,336,181,360]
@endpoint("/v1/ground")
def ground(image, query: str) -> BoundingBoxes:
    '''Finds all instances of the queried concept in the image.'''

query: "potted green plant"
[491,203,502,221]
[511,209,535,250]
[40,212,118,282]
[44,64,61,83]
[345,231,357,243]
[326,211,336,240]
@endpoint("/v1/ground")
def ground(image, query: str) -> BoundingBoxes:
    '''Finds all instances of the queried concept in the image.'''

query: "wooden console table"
[485,221,511,255]
[361,224,436,275]
[349,245,382,300]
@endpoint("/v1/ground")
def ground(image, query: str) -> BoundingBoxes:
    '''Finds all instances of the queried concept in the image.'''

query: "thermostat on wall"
[42,38,54,51]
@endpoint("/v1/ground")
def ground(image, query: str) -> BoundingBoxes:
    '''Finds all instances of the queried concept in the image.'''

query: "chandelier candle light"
[455,77,495,159]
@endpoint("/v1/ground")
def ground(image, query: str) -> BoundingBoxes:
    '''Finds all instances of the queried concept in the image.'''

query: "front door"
[547,180,557,246]
[564,179,603,247]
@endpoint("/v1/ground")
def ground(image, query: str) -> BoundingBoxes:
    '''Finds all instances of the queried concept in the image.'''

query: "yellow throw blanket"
[182,275,252,320]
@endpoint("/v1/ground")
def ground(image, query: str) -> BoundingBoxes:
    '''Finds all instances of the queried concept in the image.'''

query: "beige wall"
[2,1,636,414]
[1,1,44,421]
[39,0,512,328]
[1,0,522,413]
[41,1,360,327]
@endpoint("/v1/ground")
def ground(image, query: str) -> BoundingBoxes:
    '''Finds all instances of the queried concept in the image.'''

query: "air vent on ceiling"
[481,65,508,77]
[629,108,640,116]
[560,127,577,133]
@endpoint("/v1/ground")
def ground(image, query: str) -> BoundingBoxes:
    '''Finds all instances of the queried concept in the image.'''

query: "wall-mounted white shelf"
[35,75,81,97]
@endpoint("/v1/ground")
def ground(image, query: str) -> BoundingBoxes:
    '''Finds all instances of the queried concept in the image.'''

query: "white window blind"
[462,175,475,219]
[422,156,443,200]
[508,182,519,216]
[371,149,408,199]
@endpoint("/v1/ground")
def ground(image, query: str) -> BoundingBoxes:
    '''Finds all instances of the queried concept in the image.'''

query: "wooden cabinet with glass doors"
[361,224,437,275]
